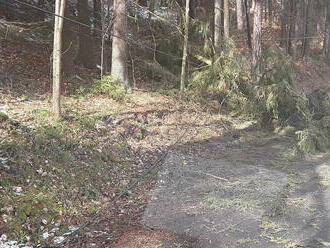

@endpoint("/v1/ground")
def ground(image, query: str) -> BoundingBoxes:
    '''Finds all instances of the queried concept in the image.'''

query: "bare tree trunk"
[214,0,222,53]
[237,0,244,31]
[252,0,262,79]
[324,3,330,63]
[292,0,301,59]
[224,0,230,38]
[268,0,273,24]
[149,0,155,21]
[287,1,296,56]
[101,0,106,79]
[180,0,190,96]
[52,0,66,117]
[94,0,102,32]
[244,0,252,50]
[76,0,95,68]
[302,0,311,58]
[280,0,289,48]
[138,0,148,7]
[111,0,130,91]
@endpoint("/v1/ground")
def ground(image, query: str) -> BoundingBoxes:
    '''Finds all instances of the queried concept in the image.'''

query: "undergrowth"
[0,106,132,242]
[189,43,330,155]
[75,75,126,101]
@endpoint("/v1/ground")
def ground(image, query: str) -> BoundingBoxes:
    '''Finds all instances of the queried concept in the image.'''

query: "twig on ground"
[190,170,229,182]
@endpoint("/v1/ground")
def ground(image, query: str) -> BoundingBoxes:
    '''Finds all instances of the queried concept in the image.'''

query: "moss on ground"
[0,104,134,243]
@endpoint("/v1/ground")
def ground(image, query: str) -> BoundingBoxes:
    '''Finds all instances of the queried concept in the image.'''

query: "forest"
[1,0,330,247]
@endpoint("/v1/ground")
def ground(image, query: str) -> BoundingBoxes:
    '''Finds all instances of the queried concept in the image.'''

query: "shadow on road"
[142,128,330,247]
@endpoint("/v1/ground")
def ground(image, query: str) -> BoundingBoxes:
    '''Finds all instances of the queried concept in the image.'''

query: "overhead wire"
[1,0,327,70]
[6,0,190,62]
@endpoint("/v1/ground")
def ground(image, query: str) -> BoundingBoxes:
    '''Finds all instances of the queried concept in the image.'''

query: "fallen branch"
[190,170,229,181]
[0,19,50,28]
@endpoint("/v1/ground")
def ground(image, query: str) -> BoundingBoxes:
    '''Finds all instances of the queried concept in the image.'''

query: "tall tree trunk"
[252,0,262,78]
[292,0,301,59]
[280,0,289,48]
[111,0,130,91]
[94,0,102,32]
[287,1,296,55]
[237,0,244,31]
[324,3,330,63]
[76,0,94,68]
[53,0,66,117]
[180,0,190,95]
[149,0,155,21]
[268,0,273,24]
[138,0,148,7]
[302,0,312,58]
[214,0,222,53]
[100,0,107,78]
[244,0,252,50]
[224,0,230,38]
[61,7,76,75]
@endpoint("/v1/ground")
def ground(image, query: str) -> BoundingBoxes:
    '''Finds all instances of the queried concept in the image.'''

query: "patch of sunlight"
[316,163,330,188]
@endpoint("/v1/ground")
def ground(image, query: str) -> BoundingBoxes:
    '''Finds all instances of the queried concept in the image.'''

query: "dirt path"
[142,128,330,248]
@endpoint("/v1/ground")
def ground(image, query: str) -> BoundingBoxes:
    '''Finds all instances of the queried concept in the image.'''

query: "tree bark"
[324,3,330,63]
[111,0,130,91]
[292,0,301,59]
[244,0,252,50]
[280,0,289,48]
[94,0,102,32]
[252,0,262,79]
[180,0,190,95]
[138,0,148,7]
[267,0,273,23]
[149,0,155,21]
[76,0,95,68]
[61,7,76,75]
[53,0,66,117]
[237,0,244,31]
[214,0,222,53]
[224,0,230,38]
[287,0,296,55]
[302,0,311,58]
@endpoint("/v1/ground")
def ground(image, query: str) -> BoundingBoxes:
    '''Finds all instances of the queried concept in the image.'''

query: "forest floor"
[1,40,330,248]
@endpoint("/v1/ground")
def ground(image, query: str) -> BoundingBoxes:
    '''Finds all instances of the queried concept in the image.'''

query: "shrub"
[76,76,126,101]
[189,46,304,125]
[189,45,330,154]
[189,40,250,99]
[138,61,179,85]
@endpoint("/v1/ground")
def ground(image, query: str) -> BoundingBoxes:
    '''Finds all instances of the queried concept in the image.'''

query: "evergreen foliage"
[189,43,330,154]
